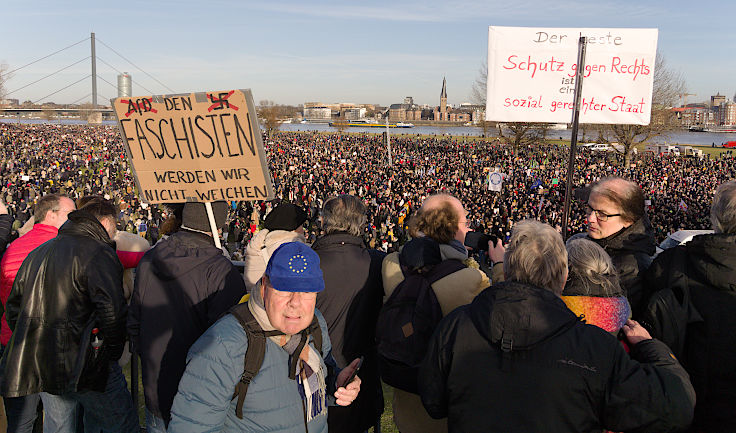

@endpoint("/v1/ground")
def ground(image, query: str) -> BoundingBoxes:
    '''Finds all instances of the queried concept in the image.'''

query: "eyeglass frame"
[584,204,621,222]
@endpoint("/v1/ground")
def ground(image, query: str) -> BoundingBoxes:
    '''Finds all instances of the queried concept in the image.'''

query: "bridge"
[1,33,174,117]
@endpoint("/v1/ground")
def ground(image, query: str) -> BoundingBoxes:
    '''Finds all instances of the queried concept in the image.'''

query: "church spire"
[441,76,447,99]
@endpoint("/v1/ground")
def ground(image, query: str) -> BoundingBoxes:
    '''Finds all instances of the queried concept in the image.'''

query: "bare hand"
[622,319,651,345]
[488,238,505,264]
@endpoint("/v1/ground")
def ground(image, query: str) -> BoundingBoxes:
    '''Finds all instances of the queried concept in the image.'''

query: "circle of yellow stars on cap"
[288,254,308,274]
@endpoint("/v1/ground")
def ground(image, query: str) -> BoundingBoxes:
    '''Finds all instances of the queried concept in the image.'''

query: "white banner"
[486,26,658,125]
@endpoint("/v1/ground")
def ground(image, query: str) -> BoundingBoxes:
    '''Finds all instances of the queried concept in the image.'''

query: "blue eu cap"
[265,242,324,293]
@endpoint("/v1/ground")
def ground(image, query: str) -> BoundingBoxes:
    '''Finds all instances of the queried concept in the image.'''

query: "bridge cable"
[96,57,158,96]
[6,37,89,76]
[33,74,91,104]
[69,93,92,105]
[95,37,176,94]
[5,57,91,96]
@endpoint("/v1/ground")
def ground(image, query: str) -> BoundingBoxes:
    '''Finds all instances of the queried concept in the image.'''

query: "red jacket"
[0,224,58,346]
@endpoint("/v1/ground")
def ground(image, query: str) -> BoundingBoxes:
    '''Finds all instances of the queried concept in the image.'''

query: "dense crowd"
[0,121,734,433]
[2,122,732,250]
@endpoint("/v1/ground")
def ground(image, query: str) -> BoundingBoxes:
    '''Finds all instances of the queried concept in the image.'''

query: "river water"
[3,118,734,147]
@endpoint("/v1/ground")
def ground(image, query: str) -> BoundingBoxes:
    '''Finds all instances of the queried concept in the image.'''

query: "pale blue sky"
[1,0,733,107]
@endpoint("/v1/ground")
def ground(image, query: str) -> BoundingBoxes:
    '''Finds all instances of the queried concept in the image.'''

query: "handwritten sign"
[112,89,274,204]
[486,27,658,125]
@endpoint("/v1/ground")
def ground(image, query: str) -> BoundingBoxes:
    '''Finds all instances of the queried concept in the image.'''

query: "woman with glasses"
[583,177,656,317]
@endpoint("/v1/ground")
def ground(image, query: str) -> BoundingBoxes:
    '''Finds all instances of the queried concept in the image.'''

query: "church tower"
[440,76,447,117]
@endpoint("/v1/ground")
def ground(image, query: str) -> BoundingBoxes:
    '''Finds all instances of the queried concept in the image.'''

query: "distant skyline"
[2,0,734,107]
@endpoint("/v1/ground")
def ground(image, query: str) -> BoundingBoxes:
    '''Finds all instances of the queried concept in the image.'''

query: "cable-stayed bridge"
[1,33,174,120]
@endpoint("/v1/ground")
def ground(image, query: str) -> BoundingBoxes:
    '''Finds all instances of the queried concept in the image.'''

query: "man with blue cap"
[168,242,361,433]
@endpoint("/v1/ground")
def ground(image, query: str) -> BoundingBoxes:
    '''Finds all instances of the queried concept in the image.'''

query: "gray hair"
[565,238,622,296]
[322,195,366,237]
[504,220,567,294]
[711,180,736,234]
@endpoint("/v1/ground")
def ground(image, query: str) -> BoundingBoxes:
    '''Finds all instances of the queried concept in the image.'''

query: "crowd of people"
[0,121,733,433]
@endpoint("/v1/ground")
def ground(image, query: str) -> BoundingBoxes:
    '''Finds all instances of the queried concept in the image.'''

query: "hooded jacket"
[128,230,245,424]
[643,232,736,432]
[242,228,306,292]
[0,210,126,397]
[419,281,695,433]
[590,216,656,316]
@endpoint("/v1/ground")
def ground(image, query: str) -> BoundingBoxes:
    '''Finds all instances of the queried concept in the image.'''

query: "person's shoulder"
[194,313,249,358]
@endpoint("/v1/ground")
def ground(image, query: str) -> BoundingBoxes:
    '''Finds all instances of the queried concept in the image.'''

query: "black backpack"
[376,256,466,393]
[228,302,323,419]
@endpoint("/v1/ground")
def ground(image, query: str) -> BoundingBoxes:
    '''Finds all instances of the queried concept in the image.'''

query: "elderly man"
[584,176,656,315]
[380,193,489,433]
[643,180,736,432]
[419,219,695,433]
[169,242,361,433]
[313,195,385,433]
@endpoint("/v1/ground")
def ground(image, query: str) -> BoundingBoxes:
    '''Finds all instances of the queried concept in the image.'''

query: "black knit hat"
[181,201,228,233]
[263,203,307,231]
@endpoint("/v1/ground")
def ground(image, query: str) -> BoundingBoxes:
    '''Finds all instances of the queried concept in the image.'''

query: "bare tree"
[0,63,9,101]
[497,122,549,149]
[40,106,56,121]
[470,60,493,138]
[258,101,283,138]
[603,53,686,166]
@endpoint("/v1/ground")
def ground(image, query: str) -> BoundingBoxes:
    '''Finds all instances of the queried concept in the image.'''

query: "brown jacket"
[381,243,489,433]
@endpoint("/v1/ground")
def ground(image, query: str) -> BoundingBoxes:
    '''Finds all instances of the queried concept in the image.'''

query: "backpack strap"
[423,258,467,286]
[287,315,323,379]
[228,304,284,419]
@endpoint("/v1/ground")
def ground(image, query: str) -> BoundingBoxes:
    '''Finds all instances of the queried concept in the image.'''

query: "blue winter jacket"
[168,308,333,433]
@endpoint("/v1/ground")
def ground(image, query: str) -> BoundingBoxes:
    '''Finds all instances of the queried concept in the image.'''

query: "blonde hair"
[565,238,621,296]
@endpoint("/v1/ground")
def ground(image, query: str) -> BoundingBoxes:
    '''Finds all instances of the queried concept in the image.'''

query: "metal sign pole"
[205,201,222,249]
[561,36,588,239]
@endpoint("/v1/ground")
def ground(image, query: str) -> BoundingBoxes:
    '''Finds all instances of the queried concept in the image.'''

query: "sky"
[1,0,734,107]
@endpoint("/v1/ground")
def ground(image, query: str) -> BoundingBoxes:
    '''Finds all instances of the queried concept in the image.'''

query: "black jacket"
[0,213,12,259]
[643,233,736,432]
[591,216,656,316]
[419,281,695,433]
[127,230,245,424]
[0,210,126,397]
[313,232,385,433]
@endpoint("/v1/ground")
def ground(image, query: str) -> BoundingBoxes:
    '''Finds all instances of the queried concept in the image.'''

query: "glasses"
[458,219,471,228]
[584,205,621,222]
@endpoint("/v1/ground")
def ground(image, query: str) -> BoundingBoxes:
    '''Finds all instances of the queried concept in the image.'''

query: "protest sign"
[486,27,658,125]
[112,89,274,204]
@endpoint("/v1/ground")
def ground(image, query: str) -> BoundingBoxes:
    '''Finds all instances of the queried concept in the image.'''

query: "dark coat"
[643,233,736,432]
[0,210,126,397]
[128,230,245,424]
[590,216,656,316]
[419,281,695,433]
[312,232,385,433]
[0,213,12,259]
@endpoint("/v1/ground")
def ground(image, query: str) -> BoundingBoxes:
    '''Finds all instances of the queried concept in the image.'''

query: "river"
[2,117,734,147]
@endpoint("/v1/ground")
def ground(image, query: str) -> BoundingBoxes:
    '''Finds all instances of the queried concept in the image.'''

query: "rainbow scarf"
[561,295,631,334]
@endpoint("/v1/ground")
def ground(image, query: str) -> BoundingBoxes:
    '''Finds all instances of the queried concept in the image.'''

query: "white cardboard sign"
[486,26,658,125]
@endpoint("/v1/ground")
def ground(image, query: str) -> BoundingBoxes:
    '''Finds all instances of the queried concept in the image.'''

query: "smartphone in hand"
[338,356,364,388]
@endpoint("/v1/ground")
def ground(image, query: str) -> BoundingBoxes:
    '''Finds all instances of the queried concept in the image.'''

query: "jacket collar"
[592,215,656,256]
[683,232,736,291]
[312,232,364,250]
[59,210,114,248]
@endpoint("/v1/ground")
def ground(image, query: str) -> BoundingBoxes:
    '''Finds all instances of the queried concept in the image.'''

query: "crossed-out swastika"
[207,91,239,112]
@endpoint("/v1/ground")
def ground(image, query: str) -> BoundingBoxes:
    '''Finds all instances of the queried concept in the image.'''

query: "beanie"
[263,203,308,231]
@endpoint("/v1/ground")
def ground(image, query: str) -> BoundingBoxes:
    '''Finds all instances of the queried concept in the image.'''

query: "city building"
[117,73,132,98]
[342,107,366,120]
[303,106,332,120]
[433,77,474,123]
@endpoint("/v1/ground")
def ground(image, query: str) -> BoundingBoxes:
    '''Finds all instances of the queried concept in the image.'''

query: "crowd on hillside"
[1,123,732,252]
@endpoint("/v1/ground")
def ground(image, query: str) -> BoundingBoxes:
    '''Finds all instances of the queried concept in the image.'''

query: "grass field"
[124,361,401,432]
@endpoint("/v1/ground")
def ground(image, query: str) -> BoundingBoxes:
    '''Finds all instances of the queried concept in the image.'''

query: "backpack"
[228,303,323,419]
[376,257,466,393]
